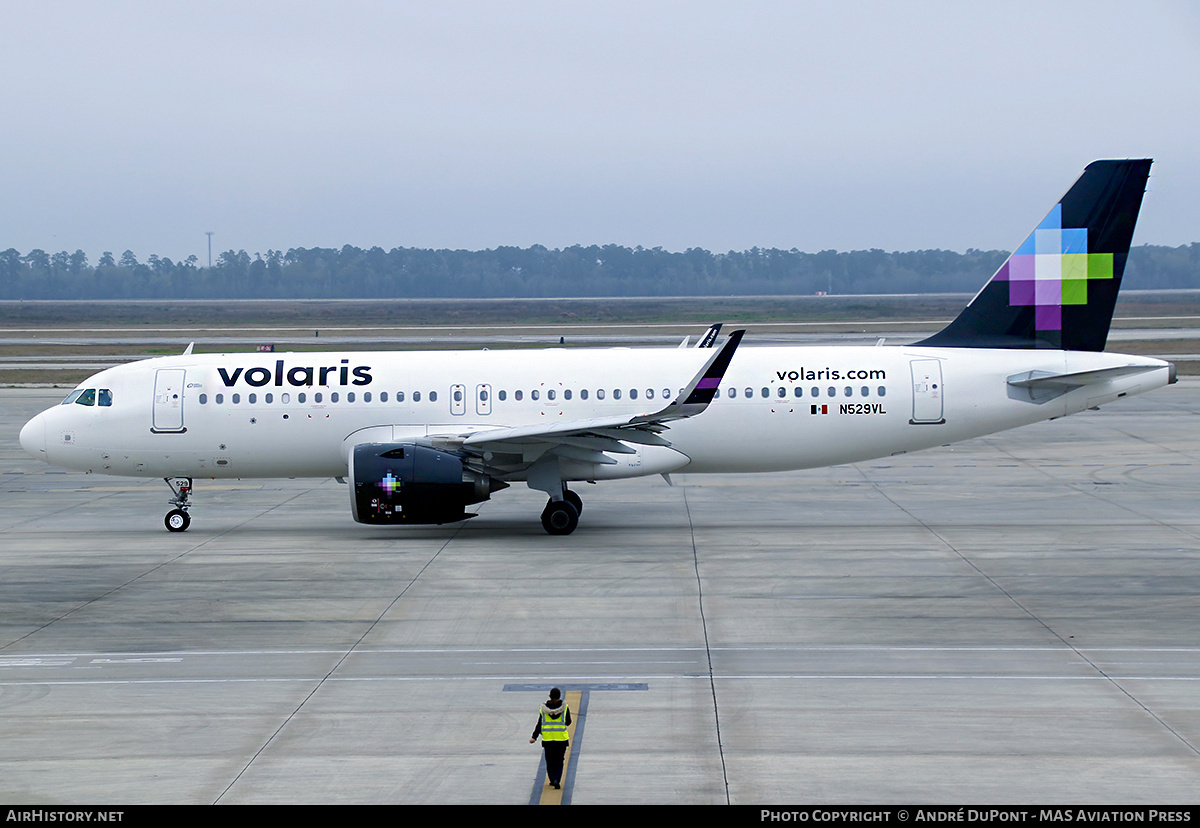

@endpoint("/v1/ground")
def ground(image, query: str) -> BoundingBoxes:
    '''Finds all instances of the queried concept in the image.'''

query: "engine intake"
[349,443,502,525]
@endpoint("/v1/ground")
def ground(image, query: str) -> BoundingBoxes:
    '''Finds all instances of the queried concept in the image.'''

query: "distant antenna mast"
[205,231,214,268]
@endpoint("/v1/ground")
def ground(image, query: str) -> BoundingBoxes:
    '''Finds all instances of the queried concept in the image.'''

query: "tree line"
[1,243,1196,300]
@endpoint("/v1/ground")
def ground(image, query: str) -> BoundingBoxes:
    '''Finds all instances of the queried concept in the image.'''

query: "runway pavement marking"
[3,674,1200,688]
[90,657,182,664]
[2,643,1200,652]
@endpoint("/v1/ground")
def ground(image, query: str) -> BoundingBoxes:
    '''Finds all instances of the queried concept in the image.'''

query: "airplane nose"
[19,412,46,458]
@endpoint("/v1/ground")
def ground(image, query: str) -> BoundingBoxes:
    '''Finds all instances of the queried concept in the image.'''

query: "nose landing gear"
[164,477,193,532]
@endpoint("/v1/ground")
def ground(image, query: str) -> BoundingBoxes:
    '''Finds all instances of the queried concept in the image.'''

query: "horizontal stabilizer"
[1007,364,1163,403]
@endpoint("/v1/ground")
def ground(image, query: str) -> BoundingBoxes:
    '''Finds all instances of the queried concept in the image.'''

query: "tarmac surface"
[1,383,1199,804]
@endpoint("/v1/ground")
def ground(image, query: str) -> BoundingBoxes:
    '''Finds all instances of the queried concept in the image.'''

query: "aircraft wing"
[427,330,744,467]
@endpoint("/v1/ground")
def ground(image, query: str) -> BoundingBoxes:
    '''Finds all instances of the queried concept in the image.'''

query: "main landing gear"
[540,489,583,535]
[164,477,193,532]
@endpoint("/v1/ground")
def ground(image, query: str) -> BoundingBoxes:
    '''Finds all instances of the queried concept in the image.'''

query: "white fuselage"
[19,344,1173,482]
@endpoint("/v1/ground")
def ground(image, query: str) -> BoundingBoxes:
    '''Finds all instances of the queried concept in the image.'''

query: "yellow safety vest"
[540,705,569,742]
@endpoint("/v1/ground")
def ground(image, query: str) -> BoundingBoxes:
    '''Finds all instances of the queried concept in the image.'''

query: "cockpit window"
[61,388,112,407]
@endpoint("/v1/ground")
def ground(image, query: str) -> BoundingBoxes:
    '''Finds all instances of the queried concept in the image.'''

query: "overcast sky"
[3,1,1198,263]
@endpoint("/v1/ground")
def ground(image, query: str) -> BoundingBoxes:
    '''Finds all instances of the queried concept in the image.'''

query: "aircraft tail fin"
[918,159,1151,351]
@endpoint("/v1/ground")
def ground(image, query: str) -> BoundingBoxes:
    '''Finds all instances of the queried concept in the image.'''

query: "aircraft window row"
[493,388,674,402]
[197,390,440,405]
[727,385,887,399]
[194,387,679,405]
[192,385,887,407]
[62,388,113,407]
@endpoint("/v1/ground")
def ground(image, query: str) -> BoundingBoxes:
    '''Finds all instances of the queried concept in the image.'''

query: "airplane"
[19,159,1175,536]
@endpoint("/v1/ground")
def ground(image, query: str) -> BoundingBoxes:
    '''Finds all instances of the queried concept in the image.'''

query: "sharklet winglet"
[633,329,744,423]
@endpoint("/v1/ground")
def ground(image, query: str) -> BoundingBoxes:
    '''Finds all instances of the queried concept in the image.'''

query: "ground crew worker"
[529,687,571,789]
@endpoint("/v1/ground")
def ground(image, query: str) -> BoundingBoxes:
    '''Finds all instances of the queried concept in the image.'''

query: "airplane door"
[476,383,492,416]
[910,359,945,424]
[450,384,466,416]
[152,368,187,433]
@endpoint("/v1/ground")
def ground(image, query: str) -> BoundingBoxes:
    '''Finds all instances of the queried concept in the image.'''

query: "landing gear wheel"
[541,499,579,535]
[163,477,194,533]
[165,508,190,533]
[563,489,583,516]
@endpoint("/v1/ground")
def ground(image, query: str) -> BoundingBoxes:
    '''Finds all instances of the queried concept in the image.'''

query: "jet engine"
[348,443,504,525]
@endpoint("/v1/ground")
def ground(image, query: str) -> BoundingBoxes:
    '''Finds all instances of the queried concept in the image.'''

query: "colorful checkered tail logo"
[919,159,1151,352]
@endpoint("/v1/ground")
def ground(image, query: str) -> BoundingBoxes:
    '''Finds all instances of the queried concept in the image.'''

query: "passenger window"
[844,386,852,397]
[248,393,257,404]
[76,389,96,406]
[597,389,605,400]
[548,390,556,401]
[362,392,369,402]
[397,391,405,402]
[744,387,752,398]
[453,388,463,402]
[827,387,836,397]
[564,389,571,400]
[777,387,786,398]
[281,393,290,404]
[646,389,653,399]
[429,391,437,402]
[480,389,488,401]
[878,386,886,397]
[727,387,736,398]
[515,390,523,401]
[98,389,113,406]
[265,393,273,403]
[531,390,539,401]
[663,388,671,399]
[379,392,387,402]
[215,394,224,404]
[811,387,819,397]
[613,389,621,400]
[314,392,323,403]
[233,393,241,404]
[297,393,306,403]
[331,392,339,403]
[794,387,803,398]
[580,389,587,400]
[498,390,506,401]
[861,387,869,397]
[199,393,208,404]
[630,389,637,400]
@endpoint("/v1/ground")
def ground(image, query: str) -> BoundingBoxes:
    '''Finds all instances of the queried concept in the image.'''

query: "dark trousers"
[543,740,568,785]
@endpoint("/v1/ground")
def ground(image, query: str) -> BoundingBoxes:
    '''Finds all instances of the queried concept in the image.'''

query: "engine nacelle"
[349,443,502,525]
